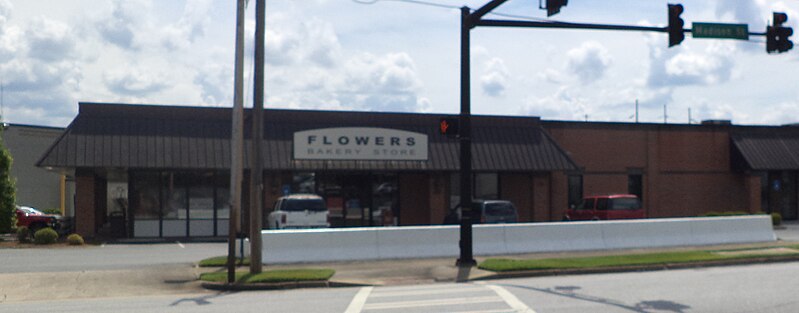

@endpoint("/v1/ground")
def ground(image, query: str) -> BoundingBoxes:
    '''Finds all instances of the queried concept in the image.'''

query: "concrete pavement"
[2,222,798,303]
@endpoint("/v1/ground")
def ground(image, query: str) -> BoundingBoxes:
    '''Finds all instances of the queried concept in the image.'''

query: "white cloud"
[567,41,612,84]
[103,68,168,96]
[194,61,233,106]
[480,57,509,97]
[0,0,21,62]
[646,41,736,87]
[95,0,152,50]
[265,15,341,68]
[160,0,212,50]
[26,17,75,62]
[338,52,424,111]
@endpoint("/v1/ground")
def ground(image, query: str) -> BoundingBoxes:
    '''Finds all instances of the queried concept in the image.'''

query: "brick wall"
[74,170,96,238]
[545,123,755,218]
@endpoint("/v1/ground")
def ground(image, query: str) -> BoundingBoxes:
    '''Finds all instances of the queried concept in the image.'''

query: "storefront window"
[130,170,233,238]
[372,175,398,226]
[161,173,188,237]
[131,172,161,237]
[292,172,316,194]
[450,172,499,208]
[568,175,583,208]
[627,172,643,202]
[475,173,498,200]
[188,173,215,236]
[216,173,230,236]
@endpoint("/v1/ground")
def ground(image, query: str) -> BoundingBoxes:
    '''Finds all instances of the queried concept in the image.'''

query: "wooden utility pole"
[249,0,265,274]
[227,0,246,284]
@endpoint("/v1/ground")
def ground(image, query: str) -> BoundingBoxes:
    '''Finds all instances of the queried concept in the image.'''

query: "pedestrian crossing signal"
[440,117,459,137]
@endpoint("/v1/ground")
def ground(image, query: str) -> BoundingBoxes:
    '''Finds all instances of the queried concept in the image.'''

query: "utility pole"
[635,99,639,123]
[249,0,265,274]
[227,0,246,284]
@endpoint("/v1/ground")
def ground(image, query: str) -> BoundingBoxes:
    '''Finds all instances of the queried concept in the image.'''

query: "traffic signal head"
[668,4,685,47]
[546,0,568,17]
[767,12,793,53]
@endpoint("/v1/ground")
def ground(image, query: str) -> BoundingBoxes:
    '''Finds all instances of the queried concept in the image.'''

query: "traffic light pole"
[456,0,786,268]
[457,6,475,267]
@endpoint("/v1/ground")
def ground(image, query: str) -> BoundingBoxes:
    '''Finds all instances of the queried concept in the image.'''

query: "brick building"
[36,103,799,239]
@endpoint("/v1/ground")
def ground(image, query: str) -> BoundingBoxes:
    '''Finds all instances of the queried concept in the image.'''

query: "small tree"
[0,130,16,234]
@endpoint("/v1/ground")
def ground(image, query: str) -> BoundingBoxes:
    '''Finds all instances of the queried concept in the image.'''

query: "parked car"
[15,206,63,233]
[563,194,645,221]
[267,194,330,229]
[443,200,519,224]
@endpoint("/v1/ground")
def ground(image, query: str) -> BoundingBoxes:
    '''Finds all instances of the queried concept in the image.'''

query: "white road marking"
[363,296,503,310]
[448,309,528,313]
[176,241,185,248]
[344,286,373,313]
[369,286,486,298]
[485,284,537,313]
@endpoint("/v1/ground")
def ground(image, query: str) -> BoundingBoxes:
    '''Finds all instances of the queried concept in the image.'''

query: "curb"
[201,279,373,291]
[199,254,799,291]
[471,254,799,281]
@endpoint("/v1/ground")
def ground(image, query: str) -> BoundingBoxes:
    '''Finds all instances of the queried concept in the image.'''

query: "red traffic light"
[775,12,788,26]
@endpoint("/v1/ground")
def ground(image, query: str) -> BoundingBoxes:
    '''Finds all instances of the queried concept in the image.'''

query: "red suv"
[564,194,644,221]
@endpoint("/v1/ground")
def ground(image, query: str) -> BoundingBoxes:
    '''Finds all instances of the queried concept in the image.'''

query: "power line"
[351,0,550,22]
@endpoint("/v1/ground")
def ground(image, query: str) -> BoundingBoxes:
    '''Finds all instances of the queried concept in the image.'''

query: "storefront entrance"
[313,173,398,227]
[766,171,798,220]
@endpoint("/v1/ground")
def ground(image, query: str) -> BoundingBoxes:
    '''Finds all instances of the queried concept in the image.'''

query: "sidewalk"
[254,239,799,287]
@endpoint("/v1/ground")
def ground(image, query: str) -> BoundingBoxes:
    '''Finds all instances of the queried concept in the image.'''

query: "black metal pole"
[457,6,476,267]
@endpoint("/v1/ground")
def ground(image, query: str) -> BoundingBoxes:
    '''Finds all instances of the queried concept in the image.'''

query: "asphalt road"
[5,261,799,313]
[0,242,228,273]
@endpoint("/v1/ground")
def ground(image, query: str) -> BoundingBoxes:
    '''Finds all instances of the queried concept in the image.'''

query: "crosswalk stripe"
[370,286,487,298]
[363,296,502,310]
[344,286,373,313]
[485,284,536,313]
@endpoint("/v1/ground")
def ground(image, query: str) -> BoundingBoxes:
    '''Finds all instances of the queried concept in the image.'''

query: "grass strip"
[198,256,251,267]
[479,249,799,272]
[200,269,335,283]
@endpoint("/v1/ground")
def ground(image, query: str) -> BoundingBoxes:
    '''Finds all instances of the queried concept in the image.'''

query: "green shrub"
[16,226,30,243]
[33,227,58,245]
[41,208,61,215]
[66,233,84,245]
[772,212,783,226]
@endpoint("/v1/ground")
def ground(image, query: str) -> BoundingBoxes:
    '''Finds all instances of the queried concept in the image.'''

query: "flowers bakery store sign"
[293,127,428,161]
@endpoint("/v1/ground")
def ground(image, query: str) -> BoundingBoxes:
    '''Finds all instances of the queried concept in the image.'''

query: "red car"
[564,194,645,221]
[15,206,62,232]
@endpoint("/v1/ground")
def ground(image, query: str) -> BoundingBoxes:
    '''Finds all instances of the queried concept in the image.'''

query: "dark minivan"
[444,200,519,224]
[564,194,644,221]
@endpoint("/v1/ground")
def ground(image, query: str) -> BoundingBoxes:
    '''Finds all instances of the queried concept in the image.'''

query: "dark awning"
[38,102,579,172]
[731,133,799,170]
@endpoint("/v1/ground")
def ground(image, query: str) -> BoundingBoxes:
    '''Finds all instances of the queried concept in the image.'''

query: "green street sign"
[692,22,749,40]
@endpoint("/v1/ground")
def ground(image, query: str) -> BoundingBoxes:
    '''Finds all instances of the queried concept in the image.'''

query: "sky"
[0,0,797,128]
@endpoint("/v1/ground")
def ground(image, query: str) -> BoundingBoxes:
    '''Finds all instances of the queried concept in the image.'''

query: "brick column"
[549,172,569,221]
[74,170,96,238]
[745,174,762,213]
[429,173,448,225]
[500,174,533,222]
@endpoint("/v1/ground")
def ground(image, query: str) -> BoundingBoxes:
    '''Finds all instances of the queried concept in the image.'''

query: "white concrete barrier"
[254,215,775,264]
